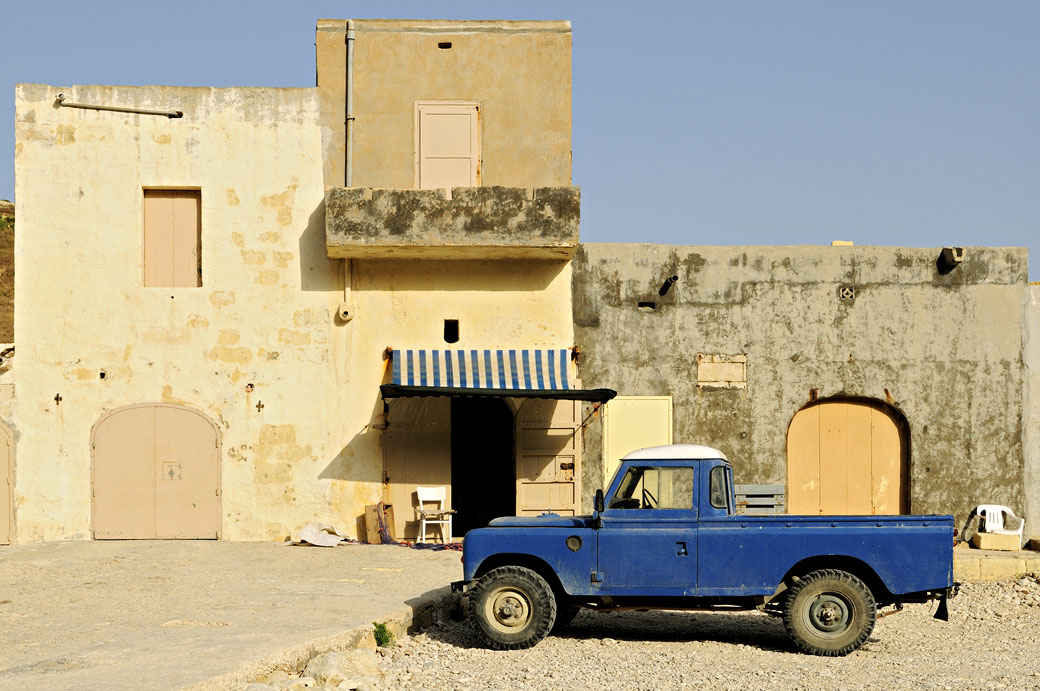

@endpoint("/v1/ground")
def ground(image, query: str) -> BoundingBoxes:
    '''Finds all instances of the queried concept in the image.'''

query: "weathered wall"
[573,243,1028,527]
[317,19,572,189]
[12,84,365,542]
[1023,284,1040,541]
[12,83,576,543]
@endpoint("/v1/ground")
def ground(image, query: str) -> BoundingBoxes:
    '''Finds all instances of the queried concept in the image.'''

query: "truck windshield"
[609,466,693,510]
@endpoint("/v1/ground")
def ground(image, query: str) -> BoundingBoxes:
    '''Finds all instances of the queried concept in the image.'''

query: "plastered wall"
[317,19,572,189]
[573,243,1029,528]
[1023,284,1040,541]
[12,83,576,542]
[13,84,365,541]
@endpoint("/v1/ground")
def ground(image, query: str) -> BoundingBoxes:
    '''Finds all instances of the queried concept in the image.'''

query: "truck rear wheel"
[782,569,876,656]
[468,566,557,650]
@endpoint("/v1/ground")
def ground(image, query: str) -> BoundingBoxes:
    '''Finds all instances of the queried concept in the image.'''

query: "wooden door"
[93,404,220,539]
[1,423,11,544]
[787,400,906,515]
[384,398,451,540]
[415,102,480,191]
[602,396,672,489]
[154,406,221,538]
[516,399,581,516]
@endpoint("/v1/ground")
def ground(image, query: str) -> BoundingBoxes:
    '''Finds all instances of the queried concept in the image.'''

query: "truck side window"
[609,467,693,510]
[709,466,727,509]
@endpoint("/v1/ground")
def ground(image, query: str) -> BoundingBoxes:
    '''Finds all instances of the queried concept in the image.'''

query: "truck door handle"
[676,541,688,556]
[560,462,575,471]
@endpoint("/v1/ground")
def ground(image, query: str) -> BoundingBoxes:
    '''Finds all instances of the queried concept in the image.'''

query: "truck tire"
[468,566,557,650]
[782,569,876,656]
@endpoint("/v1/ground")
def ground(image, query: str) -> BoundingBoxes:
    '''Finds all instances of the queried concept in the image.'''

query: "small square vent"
[838,286,856,302]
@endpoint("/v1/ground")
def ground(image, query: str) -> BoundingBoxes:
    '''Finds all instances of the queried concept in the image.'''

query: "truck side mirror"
[594,489,604,513]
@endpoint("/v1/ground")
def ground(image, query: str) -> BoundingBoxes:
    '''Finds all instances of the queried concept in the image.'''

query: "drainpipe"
[339,20,356,323]
[345,19,355,188]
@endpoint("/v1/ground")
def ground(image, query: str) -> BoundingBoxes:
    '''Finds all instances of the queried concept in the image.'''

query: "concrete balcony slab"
[325,186,579,259]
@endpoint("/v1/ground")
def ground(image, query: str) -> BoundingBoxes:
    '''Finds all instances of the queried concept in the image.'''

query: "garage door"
[92,404,220,539]
[787,400,906,515]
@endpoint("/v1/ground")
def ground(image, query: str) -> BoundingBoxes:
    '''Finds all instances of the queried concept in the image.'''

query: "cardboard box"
[971,531,1022,551]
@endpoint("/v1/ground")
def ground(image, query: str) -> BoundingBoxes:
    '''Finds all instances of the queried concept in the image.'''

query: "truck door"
[595,464,697,591]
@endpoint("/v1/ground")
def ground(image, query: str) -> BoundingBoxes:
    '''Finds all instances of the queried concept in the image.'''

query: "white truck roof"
[622,444,729,461]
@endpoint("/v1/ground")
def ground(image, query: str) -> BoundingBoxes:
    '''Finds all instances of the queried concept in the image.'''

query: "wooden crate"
[735,484,785,515]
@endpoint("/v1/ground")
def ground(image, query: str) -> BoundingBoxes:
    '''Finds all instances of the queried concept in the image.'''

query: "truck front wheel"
[468,566,557,650]
[782,569,877,656]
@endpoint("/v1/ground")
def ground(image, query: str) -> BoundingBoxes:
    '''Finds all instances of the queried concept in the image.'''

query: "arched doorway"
[1,422,12,544]
[91,403,221,539]
[786,398,908,515]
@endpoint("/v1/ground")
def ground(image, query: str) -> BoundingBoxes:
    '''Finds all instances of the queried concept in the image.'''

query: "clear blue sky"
[3,1,1037,276]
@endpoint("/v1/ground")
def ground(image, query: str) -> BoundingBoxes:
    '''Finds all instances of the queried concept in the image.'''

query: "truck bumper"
[451,579,470,593]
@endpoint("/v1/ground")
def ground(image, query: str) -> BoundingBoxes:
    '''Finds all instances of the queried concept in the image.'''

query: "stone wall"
[1023,284,1040,541]
[573,243,1029,528]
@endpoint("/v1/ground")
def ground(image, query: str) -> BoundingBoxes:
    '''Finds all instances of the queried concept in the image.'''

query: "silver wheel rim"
[483,585,533,635]
[803,593,851,638]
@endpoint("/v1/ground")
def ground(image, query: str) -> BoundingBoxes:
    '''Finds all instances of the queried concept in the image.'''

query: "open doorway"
[451,397,514,535]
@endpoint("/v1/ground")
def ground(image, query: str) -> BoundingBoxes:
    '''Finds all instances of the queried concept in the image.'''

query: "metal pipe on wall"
[340,20,356,320]
[55,94,182,119]
[345,19,355,187]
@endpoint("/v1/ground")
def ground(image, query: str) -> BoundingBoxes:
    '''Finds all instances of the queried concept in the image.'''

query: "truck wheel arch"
[780,556,892,604]
[474,553,569,600]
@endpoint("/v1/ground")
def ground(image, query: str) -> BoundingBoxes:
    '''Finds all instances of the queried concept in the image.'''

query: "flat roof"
[622,444,729,461]
[317,19,571,34]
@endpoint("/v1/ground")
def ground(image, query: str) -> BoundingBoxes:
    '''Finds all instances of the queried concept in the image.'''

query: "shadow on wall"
[357,257,568,293]
[317,375,387,534]
[299,200,340,292]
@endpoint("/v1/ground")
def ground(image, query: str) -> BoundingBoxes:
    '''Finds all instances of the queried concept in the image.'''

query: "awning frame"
[379,383,616,403]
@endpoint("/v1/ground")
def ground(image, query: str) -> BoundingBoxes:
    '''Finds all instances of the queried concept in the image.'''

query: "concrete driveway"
[0,540,461,690]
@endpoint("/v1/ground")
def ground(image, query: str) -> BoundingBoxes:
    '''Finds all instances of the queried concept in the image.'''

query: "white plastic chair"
[975,504,1025,548]
[415,486,455,543]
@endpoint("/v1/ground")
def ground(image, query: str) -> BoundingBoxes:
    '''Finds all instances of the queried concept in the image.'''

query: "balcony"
[325,186,579,260]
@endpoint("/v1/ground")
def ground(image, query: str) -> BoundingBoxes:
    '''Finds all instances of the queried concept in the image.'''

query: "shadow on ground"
[423,608,794,654]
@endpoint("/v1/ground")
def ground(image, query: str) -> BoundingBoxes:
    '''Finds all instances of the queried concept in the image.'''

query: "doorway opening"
[451,397,514,534]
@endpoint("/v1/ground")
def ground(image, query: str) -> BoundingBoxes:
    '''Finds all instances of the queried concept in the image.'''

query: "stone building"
[573,245,1039,532]
[10,20,605,544]
[5,19,1036,545]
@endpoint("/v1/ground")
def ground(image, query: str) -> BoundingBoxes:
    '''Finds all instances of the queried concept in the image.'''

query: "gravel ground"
[377,575,1040,691]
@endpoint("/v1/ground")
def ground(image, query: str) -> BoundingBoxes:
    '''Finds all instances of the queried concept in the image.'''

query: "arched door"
[1,422,12,544]
[92,404,220,539]
[787,399,907,515]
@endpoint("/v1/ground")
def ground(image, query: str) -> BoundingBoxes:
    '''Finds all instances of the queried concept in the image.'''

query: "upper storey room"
[318,20,579,260]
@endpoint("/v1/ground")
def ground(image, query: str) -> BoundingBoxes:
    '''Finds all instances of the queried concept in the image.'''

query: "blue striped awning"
[381,348,616,403]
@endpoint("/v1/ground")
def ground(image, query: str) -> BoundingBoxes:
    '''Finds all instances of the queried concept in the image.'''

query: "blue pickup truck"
[454,445,956,656]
